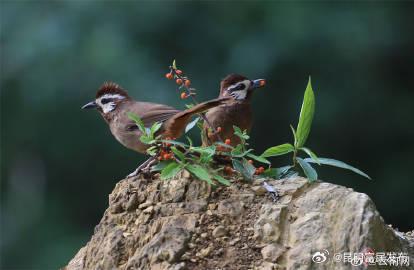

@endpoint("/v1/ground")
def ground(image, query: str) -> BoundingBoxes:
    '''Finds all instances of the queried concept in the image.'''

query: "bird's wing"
[122,101,181,130]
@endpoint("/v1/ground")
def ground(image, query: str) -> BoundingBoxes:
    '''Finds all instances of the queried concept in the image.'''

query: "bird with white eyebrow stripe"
[82,82,229,177]
[202,74,266,147]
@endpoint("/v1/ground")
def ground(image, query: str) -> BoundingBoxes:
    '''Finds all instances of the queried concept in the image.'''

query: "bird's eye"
[236,84,245,90]
[101,98,111,104]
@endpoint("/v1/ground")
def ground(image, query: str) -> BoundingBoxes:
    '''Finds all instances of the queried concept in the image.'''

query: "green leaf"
[213,174,231,186]
[296,157,318,182]
[296,77,315,148]
[127,112,146,133]
[151,160,173,172]
[232,158,255,180]
[185,116,200,133]
[186,136,193,147]
[140,135,155,145]
[263,165,293,178]
[299,147,320,164]
[171,146,185,161]
[146,145,158,156]
[160,140,189,148]
[261,143,295,158]
[304,157,371,180]
[186,164,213,185]
[150,122,162,136]
[172,59,177,69]
[231,144,243,156]
[246,153,271,164]
[290,125,297,148]
[233,125,249,140]
[160,162,182,180]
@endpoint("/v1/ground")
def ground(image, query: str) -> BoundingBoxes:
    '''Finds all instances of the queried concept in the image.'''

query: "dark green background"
[1,1,413,269]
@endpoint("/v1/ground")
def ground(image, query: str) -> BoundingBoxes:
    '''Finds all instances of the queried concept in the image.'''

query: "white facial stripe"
[226,80,250,100]
[97,94,126,113]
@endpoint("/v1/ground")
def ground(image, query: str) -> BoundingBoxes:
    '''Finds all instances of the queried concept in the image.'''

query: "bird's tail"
[163,97,228,138]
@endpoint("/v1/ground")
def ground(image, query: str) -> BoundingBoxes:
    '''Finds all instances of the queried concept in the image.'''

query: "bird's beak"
[251,79,266,90]
[81,101,98,110]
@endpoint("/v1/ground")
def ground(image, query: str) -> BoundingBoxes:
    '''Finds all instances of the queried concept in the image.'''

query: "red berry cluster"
[165,66,193,99]
[157,136,176,161]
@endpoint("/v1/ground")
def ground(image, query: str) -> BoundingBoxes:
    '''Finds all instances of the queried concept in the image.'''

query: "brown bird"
[202,74,266,147]
[82,82,228,176]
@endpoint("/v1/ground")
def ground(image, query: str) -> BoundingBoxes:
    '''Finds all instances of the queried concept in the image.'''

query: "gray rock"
[65,176,413,270]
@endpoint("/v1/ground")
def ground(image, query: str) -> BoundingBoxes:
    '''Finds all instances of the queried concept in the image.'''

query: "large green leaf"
[213,174,231,186]
[186,164,213,185]
[296,77,315,148]
[304,157,371,180]
[261,143,295,158]
[296,157,318,182]
[160,162,182,180]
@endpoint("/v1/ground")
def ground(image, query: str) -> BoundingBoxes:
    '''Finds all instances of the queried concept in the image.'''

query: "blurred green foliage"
[1,1,413,269]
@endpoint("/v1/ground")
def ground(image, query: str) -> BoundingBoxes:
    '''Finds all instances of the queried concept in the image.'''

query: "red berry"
[180,92,187,99]
[225,139,231,145]
[163,153,170,160]
[165,73,173,80]
[176,78,183,85]
[176,69,183,75]
[225,166,233,175]
[259,79,266,86]
[248,159,253,164]
[216,126,222,133]
[258,166,265,172]
[184,80,191,87]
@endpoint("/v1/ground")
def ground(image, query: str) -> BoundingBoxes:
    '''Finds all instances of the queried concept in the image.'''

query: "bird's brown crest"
[220,74,248,90]
[96,82,129,98]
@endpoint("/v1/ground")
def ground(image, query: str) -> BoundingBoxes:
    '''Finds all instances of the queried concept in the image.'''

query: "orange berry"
[259,79,266,87]
[225,139,231,145]
[248,159,253,164]
[176,69,183,75]
[224,166,233,175]
[258,166,265,172]
[184,80,191,87]
[216,126,222,133]
[180,92,187,99]
[165,73,173,80]
[163,153,170,160]
[176,78,183,85]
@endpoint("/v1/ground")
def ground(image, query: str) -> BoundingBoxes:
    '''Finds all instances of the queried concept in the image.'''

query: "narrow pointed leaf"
[127,112,146,133]
[171,146,185,161]
[296,157,318,182]
[299,147,320,164]
[213,174,231,186]
[246,153,271,164]
[261,143,294,158]
[150,122,162,136]
[296,77,315,148]
[304,157,371,180]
